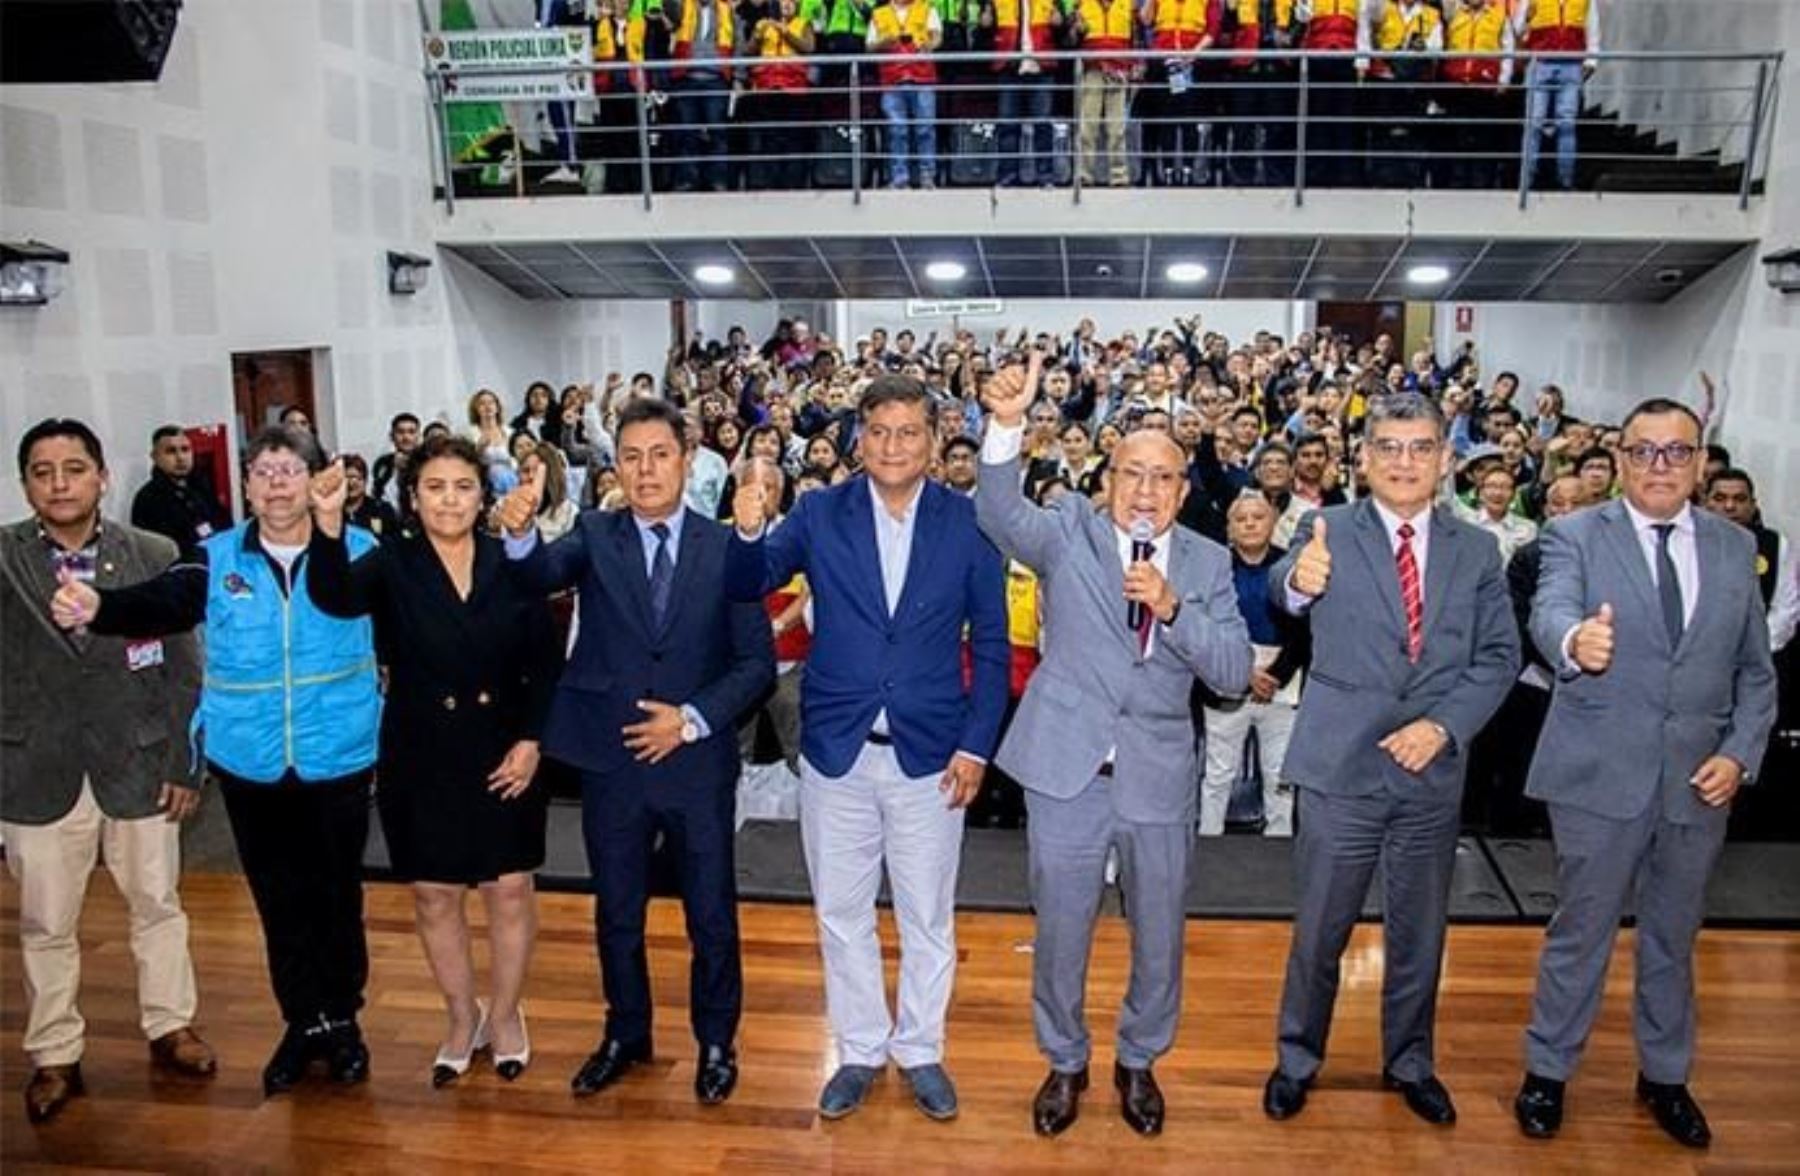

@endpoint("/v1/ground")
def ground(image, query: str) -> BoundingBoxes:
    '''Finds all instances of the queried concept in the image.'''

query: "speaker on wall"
[1,0,184,84]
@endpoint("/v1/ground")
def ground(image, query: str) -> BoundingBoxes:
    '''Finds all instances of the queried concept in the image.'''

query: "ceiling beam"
[726,241,778,301]
[1216,236,1238,298]
[643,240,704,299]
[1593,240,1667,301]
[1290,238,1324,299]
[490,244,569,300]
[1440,239,1493,301]
[1365,237,1407,301]
[974,238,996,299]
[808,239,848,299]
[1138,237,1152,299]
[561,243,629,297]
[891,238,921,299]
[1519,241,1585,300]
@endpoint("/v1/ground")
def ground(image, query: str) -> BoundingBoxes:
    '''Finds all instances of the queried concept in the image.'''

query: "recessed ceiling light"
[925,260,966,282]
[1166,262,1207,283]
[1407,264,1451,285]
[694,264,734,286]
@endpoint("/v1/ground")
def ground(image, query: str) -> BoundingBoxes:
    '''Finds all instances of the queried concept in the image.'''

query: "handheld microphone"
[1127,518,1154,631]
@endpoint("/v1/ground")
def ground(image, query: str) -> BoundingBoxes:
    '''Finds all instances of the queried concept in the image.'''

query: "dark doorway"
[1314,301,1405,350]
[230,350,316,444]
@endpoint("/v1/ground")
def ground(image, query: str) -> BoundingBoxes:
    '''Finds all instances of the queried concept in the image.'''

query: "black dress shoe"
[1382,1071,1456,1126]
[1636,1075,1712,1149]
[570,1038,652,1097]
[1263,1068,1310,1120]
[1113,1061,1164,1136]
[263,1023,330,1097]
[1032,1067,1088,1137]
[1514,1073,1565,1139]
[326,1020,370,1085]
[695,1044,738,1105]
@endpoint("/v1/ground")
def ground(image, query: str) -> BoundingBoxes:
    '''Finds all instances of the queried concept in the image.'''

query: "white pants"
[2,781,198,1066]
[799,743,964,1069]
[1200,701,1297,837]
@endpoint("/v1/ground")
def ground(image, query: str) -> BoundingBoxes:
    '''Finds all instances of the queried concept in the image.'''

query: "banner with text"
[424,28,594,102]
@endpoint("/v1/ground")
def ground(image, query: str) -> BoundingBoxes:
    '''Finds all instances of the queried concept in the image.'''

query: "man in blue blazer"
[500,398,774,1106]
[726,375,1009,1122]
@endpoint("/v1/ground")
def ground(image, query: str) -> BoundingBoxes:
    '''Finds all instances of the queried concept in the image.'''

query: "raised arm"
[973,351,1069,574]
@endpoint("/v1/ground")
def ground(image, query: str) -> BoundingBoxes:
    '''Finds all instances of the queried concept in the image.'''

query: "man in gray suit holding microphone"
[1514,397,1777,1149]
[976,352,1251,1137]
[1263,392,1519,1127]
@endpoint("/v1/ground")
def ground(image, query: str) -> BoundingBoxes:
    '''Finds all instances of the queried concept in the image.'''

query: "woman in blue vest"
[52,426,383,1099]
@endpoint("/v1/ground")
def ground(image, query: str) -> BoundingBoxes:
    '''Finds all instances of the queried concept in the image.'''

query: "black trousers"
[220,771,372,1027]
[581,767,742,1050]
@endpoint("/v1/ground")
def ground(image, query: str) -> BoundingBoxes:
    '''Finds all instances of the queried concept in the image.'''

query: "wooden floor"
[4,874,1799,1173]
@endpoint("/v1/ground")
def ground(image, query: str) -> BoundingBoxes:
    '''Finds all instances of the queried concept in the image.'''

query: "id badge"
[126,639,166,672]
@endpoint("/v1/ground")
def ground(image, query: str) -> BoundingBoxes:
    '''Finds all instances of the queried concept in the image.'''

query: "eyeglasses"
[247,462,309,483]
[1368,438,1442,464]
[1621,441,1697,471]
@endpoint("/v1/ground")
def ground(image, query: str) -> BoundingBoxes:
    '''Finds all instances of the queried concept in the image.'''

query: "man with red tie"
[1261,392,1519,1128]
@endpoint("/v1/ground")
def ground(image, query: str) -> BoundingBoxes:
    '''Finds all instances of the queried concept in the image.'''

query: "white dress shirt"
[1283,496,1431,613]
[867,476,924,737]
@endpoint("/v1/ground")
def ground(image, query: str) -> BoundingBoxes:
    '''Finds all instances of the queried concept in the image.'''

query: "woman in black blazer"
[307,434,562,1089]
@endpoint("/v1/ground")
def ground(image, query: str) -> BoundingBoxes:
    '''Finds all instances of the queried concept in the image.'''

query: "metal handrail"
[424,45,1782,214]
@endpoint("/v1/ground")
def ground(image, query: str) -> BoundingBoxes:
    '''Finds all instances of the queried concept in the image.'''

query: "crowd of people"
[462,0,1599,194]
[5,302,1791,1151]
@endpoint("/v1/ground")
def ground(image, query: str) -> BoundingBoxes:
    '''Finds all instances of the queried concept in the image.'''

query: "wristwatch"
[680,717,700,744]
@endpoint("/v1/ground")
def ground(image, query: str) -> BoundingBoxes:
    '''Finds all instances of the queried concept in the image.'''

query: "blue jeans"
[881,85,938,187]
[1525,59,1583,188]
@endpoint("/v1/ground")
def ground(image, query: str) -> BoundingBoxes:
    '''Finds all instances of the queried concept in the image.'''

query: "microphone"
[1127,518,1154,631]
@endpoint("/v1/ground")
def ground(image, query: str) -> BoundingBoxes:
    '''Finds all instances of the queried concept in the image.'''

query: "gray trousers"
[1275,784,1460,1084]
[737,665,803,773]
[1027,776,1192,1072]
[1524,801,1725,1085]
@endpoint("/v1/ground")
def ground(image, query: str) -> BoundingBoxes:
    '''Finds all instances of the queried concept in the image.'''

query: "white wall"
[0,0,678,519]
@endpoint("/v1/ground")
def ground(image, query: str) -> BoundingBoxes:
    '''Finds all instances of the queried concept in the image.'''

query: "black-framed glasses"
[1621,441,1697,471]
[1369,438,1442,464]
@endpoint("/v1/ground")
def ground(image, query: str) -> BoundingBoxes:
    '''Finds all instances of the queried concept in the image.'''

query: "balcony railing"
[422,47,1781,214]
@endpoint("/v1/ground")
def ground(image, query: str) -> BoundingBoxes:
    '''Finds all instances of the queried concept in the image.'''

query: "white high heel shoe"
[493,1006,531,1082]
[431,1003,490,1089]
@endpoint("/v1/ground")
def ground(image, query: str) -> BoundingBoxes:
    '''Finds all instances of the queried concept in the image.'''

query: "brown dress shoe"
[25,1063,84,1124]
[150,1027,218,1077]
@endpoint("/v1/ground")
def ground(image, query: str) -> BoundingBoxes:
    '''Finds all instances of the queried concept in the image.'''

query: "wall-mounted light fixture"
[1761,247,1800,294]
[387,250,433,295]
[0,240,70,306]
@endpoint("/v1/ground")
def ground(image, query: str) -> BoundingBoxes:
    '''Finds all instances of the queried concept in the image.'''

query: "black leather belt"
[866,731,894,746]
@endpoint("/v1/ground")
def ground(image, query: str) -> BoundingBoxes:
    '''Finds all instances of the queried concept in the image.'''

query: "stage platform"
[5,876,1800,1172]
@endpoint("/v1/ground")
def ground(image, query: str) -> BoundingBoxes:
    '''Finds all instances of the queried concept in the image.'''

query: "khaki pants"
[1077,70,1131,186]
[3,781,198,1066]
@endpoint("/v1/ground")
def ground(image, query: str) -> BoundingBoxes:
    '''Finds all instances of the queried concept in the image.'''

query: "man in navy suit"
[499,398,774,1106]
[727,375,1009,1122]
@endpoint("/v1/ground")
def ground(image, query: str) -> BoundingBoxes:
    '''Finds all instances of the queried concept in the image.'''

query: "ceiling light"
[694,264,734,286]
[924,260,966,282]
[1407,264,1451,285]
[1165,262,1207,283]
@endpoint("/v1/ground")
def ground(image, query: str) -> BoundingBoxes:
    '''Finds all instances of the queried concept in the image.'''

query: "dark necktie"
[1653,523,1684,646]
[649,522,674,627]
[1396,522,1423,663]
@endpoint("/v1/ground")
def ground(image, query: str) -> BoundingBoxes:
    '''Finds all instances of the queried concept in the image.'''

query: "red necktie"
[1396,522,1423,663]
[1137,602,1154,655]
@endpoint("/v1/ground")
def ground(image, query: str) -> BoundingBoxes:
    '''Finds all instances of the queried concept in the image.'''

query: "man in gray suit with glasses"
[1513,397,1777,1150]
[976,352,1252,1138]
[1262,392,1519,1128]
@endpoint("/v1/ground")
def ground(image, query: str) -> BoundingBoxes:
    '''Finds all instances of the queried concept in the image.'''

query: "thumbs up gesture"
[50,566,101,631]
[495,460,547,538]
[1290,516,1332,598]
[732,477,770,538]
[1571,602,1615,674]
[981,348,1042,429]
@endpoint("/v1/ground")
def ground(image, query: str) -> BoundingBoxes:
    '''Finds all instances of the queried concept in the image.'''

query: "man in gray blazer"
[1514,398,1777,1149]
[1263,393,1519,1127]
[977,354,1252,1137]
[2,419,215,1125]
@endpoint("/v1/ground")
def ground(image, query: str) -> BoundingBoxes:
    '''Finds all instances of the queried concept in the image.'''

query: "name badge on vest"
[223,572,254,598]
[126,639,166,672]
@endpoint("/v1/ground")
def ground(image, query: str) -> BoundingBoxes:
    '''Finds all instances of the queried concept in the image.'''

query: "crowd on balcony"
[458,0,1599,193]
